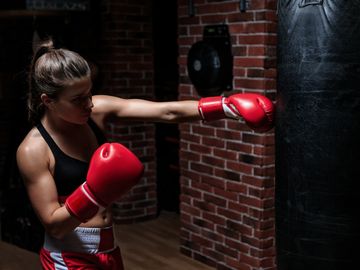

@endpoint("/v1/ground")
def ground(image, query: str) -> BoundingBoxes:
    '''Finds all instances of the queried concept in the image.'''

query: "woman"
[16,39,274,269]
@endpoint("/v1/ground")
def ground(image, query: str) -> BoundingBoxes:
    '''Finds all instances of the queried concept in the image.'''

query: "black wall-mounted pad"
[276,1,360,269]
[187,24,233,97]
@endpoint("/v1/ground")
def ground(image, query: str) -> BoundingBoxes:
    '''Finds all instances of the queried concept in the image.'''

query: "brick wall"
[96,0,157,223]
[178,0,277,269]
[93,0,278,267]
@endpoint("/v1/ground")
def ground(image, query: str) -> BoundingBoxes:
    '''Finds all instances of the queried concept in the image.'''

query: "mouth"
[83,111,92,118]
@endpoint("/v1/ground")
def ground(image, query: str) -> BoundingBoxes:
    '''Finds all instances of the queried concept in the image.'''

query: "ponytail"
[27,38,55,124]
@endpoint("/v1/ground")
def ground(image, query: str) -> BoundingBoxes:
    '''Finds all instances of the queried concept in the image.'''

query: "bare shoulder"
[91,95,128,129]
[17,127,47,157]
[16,128,49,181]
[92,95,128,114]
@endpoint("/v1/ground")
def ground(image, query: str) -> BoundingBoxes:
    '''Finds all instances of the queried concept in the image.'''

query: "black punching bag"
[276,1,360,269]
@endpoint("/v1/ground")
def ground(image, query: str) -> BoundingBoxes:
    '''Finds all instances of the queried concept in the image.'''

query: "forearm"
[160,100,201,123]
[43,205,81,239]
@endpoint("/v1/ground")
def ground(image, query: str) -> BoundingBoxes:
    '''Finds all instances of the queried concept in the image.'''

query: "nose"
[85,96,94,109]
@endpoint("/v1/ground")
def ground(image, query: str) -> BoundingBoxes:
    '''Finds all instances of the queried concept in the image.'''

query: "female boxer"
[16,38,274,269]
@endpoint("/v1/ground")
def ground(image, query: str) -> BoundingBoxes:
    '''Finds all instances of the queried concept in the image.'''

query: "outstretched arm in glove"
[92,93,275,132]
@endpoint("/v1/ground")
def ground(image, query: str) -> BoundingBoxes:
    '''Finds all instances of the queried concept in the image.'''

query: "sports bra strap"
[36,118,108,158]
[36,121,63,156]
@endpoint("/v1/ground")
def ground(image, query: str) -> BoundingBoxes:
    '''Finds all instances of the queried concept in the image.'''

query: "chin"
[71,117,89,125]
[79,117,90,124]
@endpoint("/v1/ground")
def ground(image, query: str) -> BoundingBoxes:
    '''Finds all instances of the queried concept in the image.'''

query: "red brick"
[232,45,247,56]
[249,0,266,9]
[215,243,238,258]
[228,201,249,214]
[253,228,275,239]
[181,150,201,162]
[203,248,225,262]
[181,203,201,216]
[247,68,265,77]
[213,187,238,201]
[182,222,202,234]
[193,217,215,230]
[181,170,201,182]
[197,2,238,14]
[203,212,226,226]
[201,14,228,24]
[201,175,226,190]
[218,206,245,220]
[214,148,238,160]
[201,229,225,244]
[190,143,213,154]
[233,67,247,77]
[203,193,227,208]
[182,186,203,199]
[240,253,261,268]
[202,155,226,168]
[202,136,226,148]
[226,182,247,193]
[225,238,251,254]
[239,195,263,208]
[228,12,255,23]
[192,125,216,136]
[190,162,214,175]
[226,161,253,175]
[234,57,265,67]
[260,257,276,268]
[191,179,213,193]
[216,226,240,240]
[235,78,266,90]
[192,234,214,248]
[193,199,216,213]
[225,257,251,270]
[227,219,253,235]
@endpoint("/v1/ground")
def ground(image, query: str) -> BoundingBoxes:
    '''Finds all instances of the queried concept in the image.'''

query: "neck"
[41,112,85,135]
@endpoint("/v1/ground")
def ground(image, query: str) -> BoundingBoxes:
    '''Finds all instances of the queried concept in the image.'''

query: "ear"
[40,93,55,109]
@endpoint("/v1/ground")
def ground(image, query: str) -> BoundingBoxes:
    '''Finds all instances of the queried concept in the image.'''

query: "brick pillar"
[178,0,277,269]
[96,0,157,223]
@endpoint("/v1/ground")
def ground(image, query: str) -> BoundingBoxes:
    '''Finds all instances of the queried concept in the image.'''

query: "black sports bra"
[36,118,107,199]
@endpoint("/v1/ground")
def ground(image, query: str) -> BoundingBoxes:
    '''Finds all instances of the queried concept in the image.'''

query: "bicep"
[17,147,60,226]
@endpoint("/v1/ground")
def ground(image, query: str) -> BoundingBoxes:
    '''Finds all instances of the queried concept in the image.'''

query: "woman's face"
[49,76,93,125]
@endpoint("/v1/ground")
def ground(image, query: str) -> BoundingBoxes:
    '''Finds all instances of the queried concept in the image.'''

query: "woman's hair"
[28,38,91,124]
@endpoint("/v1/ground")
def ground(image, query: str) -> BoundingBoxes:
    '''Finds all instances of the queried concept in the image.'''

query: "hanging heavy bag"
[276,1,360,269]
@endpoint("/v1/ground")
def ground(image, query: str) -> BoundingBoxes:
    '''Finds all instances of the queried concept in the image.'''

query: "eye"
[72,92,92,104]
[72,97,82,104]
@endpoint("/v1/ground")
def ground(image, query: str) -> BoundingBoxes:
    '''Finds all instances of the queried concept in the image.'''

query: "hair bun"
[33,37,55,61]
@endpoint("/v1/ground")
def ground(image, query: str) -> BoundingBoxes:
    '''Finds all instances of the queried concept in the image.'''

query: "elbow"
[41,205,80,239]
[43,222,72,240]
[163,111,189,123]
[164,114,196,123]
[163,113,178,123]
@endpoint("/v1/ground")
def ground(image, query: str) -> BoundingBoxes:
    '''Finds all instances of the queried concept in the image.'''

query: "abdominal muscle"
[81,207,113,228]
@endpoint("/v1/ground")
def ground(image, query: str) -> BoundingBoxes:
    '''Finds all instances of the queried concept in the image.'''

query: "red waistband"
[98,226,115,252]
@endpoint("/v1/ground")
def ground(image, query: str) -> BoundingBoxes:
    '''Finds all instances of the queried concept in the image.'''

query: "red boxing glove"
[65,143,144,222]
[198,93,275,132]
